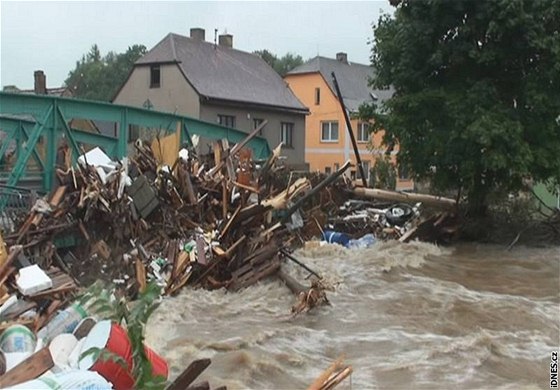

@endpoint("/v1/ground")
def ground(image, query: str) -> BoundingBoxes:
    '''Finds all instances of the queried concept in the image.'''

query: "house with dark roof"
[284,53,412,189]
[113,28,309,166]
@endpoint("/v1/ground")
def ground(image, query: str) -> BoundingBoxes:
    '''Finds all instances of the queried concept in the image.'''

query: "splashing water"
[146,242,560,389]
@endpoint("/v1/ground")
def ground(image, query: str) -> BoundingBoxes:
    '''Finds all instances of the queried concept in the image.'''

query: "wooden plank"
[206,120,267,178]
[398,226,418,243]
[0,300,37,321]
[183,172,198,205]
[186,381,210,390]
[0,245,22,282]
[219,205,242,240]
[34,299,64,333]
[49,185,67,207]
[0,348,54,388]
[229,258,280,291]
[307,356,345,390]
[136,257,147,292]
[166,358,211,390]
[222,181,228,220]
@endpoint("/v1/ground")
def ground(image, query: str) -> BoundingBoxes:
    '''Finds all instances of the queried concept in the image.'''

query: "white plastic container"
[0,324,36,353]
[49,333,78,372]
[37,303,88,343]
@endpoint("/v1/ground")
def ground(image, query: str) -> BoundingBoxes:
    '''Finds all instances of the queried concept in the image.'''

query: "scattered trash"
[0,127,459,388]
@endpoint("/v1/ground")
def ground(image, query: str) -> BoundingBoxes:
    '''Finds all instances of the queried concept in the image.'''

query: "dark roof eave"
[202,96,309,115]
[135,60,181,66]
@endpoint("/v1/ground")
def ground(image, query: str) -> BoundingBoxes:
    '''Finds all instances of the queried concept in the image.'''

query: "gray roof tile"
[136,33,308,113]
[287,56,393,112]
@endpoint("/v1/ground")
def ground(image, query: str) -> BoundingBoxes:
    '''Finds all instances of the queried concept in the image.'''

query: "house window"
[218,114,236,128]
[334,163,340,171]
[321,121,339,142]
[325,167,332,174]
[150,65,160,88]
[253,118,265,135]
[357,122,370,142]
[129,125,141,140]
[281,122,294,148]
[315,88,320,105]
[399,164,410,180]
[358,161,371,181]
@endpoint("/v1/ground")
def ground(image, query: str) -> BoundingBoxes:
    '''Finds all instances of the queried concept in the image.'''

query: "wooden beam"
[353,187,457,210]
[0,348,54,388]
[166,358,211,390]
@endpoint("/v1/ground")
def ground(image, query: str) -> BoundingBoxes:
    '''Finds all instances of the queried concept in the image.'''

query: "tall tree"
[253,50,304,76]
[362,0,560,215]
[65,44,147,101]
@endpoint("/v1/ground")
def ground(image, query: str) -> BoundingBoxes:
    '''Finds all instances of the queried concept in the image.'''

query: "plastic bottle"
[36,303,88,343]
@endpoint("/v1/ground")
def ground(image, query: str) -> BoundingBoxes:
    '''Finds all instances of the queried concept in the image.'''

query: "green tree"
[361,0,560,215]
[65,44,147,101]
[254,50,304,76]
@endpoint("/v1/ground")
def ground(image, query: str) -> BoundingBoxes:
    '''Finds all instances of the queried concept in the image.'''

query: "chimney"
[34,70,46,94]
[218,34,233,49]
[336,52,348,64]
[190,28,205,41]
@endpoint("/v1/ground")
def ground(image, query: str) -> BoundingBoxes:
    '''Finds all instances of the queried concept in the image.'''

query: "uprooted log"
[277,268,329,315]
[353,187,457,210]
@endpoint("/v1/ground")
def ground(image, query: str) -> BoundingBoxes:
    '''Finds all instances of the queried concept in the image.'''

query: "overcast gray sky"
[0,1,392,89]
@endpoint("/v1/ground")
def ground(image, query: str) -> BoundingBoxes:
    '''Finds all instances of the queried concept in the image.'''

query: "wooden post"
[331,71,368,187]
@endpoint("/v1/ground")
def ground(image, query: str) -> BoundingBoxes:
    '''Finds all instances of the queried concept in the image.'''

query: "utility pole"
[331,71,368,187]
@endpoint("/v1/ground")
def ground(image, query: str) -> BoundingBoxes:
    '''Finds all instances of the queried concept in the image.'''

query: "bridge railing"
[0,185,39,233]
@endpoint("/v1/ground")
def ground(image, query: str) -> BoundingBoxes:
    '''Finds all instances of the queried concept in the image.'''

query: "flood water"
[146,241,560,389]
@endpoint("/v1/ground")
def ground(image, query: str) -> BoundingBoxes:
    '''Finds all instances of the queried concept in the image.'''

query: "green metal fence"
[0,92,271,210]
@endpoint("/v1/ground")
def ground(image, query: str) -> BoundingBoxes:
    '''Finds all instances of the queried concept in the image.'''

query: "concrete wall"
[114,64,200,118]
[199,103,306,166]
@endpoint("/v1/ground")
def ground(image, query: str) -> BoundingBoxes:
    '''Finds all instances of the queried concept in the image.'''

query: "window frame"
[358,161,371,181]
[217,114,236,129]
[253,118,265,135]
[320,121,339,143]
[150,65,161,88]
[280,122,294,148]
[357,122,370,143]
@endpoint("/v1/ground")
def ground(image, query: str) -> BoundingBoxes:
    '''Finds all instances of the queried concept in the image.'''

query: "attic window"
[315,88,320,105]
[150,65,160,88]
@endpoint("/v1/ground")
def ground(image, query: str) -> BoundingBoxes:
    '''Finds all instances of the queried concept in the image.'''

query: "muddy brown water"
[146,242,560,389]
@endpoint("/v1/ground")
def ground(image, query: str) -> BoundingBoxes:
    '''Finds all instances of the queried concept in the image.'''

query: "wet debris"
[308,355,353,390]
[0,124,458,387]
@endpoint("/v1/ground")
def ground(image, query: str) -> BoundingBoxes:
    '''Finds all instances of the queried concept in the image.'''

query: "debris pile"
[0,123,459,388]
[1,124,458,304]
[3,131,319,297]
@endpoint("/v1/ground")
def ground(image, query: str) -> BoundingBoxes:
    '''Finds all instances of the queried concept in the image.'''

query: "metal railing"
[0,185,38,233]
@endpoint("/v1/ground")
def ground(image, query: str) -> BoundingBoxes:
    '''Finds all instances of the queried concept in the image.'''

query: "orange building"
[284,53,413,190]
